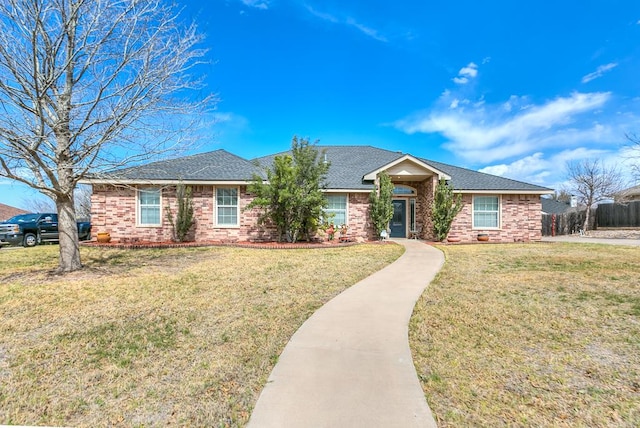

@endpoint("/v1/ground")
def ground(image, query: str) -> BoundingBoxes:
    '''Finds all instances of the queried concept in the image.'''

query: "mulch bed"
[81,239,395,250]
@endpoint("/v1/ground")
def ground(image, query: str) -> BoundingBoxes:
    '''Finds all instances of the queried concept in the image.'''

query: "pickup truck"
[0,213,92,248]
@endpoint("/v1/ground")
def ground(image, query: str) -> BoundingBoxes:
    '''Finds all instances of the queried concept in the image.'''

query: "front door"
[390,200,406,238]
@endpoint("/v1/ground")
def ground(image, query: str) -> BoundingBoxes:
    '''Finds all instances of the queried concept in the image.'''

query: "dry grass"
[0,243,403,427]
[410,243,640,427]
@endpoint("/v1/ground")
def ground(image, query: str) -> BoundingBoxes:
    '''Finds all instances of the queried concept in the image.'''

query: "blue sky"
[3,0,640,209]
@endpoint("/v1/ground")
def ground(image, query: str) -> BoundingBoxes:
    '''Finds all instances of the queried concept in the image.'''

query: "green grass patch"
[0,243,403,426]
[410,243,640,427]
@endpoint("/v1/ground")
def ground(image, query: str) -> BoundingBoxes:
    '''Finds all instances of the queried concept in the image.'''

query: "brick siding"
[448,194,543,243]
[91,184,276,243]
[91,185,542,243]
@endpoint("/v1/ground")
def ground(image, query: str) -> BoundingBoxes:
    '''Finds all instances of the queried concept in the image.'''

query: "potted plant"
[326,224,335,241]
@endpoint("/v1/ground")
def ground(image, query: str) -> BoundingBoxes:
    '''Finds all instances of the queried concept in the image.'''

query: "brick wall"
[91,184,275,243]
[91,185,543,244]
[348,193,373,240]
[448,194,543,243]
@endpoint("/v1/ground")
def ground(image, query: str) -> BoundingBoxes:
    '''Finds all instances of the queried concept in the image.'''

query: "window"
[325,194,347,226]
[393,185,416,196]
[473,195,500,228]
[138,188,161,226]
[216,187,239,226]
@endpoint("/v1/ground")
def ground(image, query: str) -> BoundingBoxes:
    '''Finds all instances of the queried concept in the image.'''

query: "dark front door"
[390,200,406,238]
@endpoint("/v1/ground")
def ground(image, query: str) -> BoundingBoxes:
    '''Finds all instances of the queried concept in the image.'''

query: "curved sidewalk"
[248,239,444,428]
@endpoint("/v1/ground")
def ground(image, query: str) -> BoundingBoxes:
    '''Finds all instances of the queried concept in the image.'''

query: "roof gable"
[362,154,450,181]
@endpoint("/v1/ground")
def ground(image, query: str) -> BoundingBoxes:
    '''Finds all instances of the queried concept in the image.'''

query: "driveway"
[542,236,640,246]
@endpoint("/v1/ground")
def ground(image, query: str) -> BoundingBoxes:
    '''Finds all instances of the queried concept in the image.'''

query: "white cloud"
[581,62,618,83]
[345,18,388,42]
[241,0,269,9]
[395,91,614,163]
[453,62,478,85]
[459,63,478,78]
[304,6,387,42]
[305,5,339,23]
[449,99,459,109]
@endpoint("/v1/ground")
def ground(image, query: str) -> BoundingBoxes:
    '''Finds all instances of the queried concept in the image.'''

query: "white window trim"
[409,198,416,231]
[472,194,502,230]
[325,194,349,226]
[137,187,162,227]
[214,186,240,228]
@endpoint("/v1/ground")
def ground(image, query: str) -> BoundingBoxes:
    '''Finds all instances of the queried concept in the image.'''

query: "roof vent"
[323,153,328,164]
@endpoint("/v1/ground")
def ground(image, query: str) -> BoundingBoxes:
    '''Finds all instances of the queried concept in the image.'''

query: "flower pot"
[447,236,461,243]
[477,233,489,242]
[96,232,111,243]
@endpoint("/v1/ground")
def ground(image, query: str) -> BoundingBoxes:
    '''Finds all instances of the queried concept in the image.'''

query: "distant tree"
[0,0,212,272]
[627,133,640,181]
[549,189,572,203]
[246,137,329,243]
[22,185,91,220]
[369,171,394,239]
[22,196,56,214]
[430,179,464,241]
[566,159,623,231]
[165,183,195,242]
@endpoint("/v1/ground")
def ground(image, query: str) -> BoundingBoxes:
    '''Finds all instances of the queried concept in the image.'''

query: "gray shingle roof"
[255,146,552,193]
[254,146,404,190]
[105,149,263,181]
[541,198,572,214]
[96,145,552,193]
[421,159,552,192]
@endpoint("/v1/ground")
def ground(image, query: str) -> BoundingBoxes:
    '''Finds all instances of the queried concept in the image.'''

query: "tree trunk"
[56,196,82,272]
[583,204,591,232]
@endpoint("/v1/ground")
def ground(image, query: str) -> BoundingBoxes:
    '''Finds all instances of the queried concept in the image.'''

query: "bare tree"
[22,184,90,219]
[566,159,623,231]
[0,0,213,272]
[626,133,640,181]
[22,196,56,213]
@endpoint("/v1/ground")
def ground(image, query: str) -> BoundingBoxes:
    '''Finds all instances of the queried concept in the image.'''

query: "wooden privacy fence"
[542,211,586,236]
[596,201,640,228]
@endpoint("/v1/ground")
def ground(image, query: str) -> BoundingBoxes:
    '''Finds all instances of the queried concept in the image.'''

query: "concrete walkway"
[542,236,640,246]
[248,239,443,428]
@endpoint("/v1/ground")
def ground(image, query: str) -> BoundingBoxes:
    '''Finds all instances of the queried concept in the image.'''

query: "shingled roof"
[255,146,552,193]
[422,158,551,192]
[89,145,551,193]
[0,203,28,221]
[100,149,263,182]
[254,146,405,190]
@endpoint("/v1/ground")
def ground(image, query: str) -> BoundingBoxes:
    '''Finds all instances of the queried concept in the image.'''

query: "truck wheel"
[23,233,37,247]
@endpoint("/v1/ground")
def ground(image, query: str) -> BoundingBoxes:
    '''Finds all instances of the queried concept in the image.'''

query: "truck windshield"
[6,214,40,223]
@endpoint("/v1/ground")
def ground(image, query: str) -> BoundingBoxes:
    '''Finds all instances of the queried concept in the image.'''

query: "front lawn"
[410,243,640,427]
[0,243,403,426]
